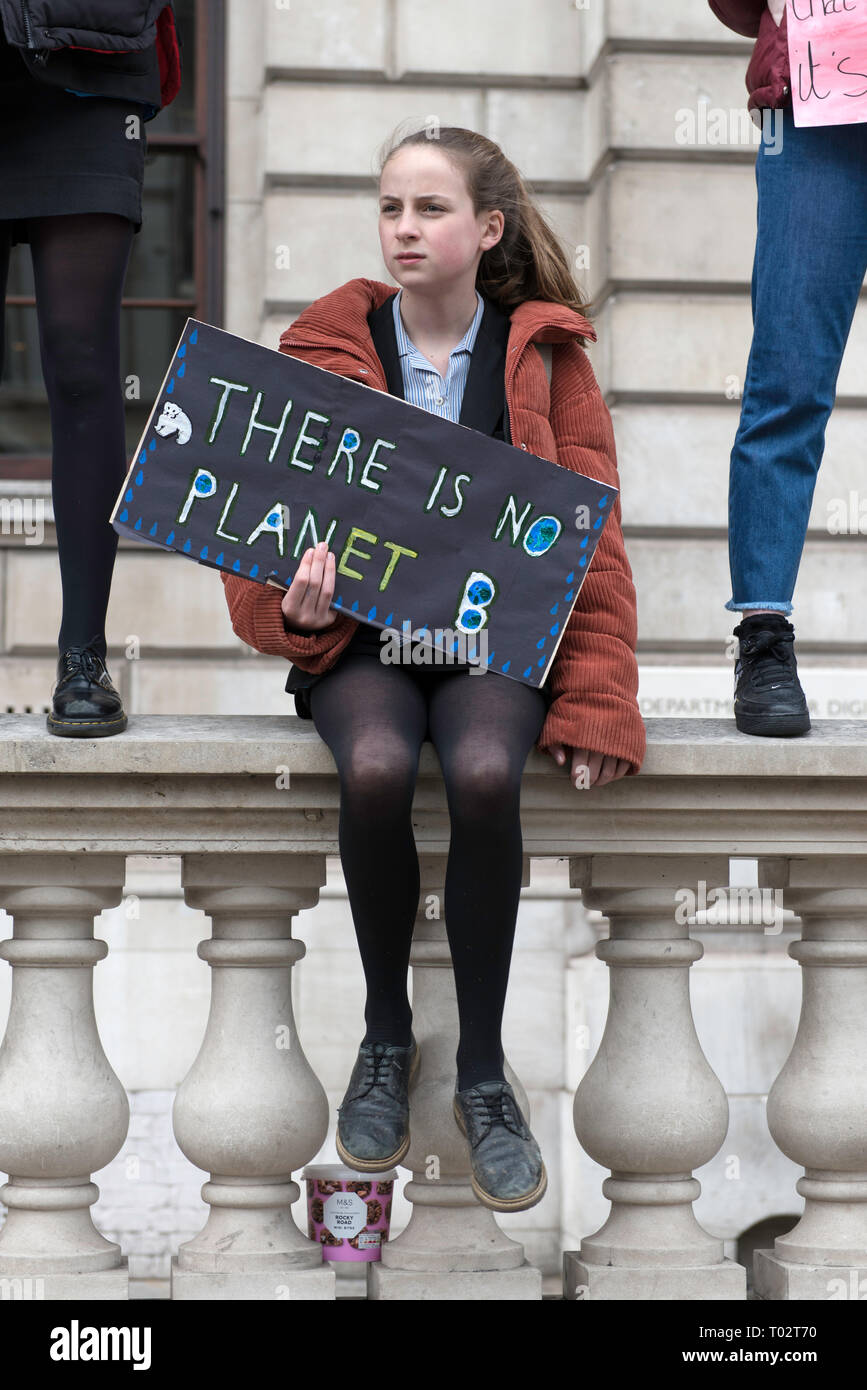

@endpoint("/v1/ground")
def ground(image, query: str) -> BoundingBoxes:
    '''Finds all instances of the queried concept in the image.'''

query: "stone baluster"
[753,857,867,1301]
[171,853,334,1299]
[369,854,542,1300]
[563,855,746,1300]
[0,854,129,1299]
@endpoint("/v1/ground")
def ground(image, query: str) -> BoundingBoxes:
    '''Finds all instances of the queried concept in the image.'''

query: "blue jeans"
[727,103,867,615]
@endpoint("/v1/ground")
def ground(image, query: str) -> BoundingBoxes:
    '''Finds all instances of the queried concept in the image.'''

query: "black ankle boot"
[47,641,128,738]
[732,614,810,738]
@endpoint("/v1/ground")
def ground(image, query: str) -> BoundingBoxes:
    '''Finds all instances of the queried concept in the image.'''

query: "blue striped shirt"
[392,287,484,421]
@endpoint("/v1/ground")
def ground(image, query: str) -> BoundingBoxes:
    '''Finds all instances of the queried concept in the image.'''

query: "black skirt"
[285,621,548,721]
[0,27,146,246]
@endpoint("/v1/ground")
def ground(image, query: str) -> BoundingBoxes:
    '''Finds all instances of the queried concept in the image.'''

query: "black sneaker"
[732,614,810,738]
[453,1079,547,1213]
[47,641,128,738]
[336,1038,420,1172]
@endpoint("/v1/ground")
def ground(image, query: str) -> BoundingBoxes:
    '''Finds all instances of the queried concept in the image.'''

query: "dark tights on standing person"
[0,213,134,660]
[310,653,549,1092]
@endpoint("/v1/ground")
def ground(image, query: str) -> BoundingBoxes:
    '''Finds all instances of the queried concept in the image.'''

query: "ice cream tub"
[301,1164,397,1263]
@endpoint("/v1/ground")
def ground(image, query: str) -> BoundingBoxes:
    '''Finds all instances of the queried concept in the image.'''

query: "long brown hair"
[375,122,593,337]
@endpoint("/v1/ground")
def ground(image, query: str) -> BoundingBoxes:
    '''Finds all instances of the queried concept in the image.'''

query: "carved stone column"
[171,854,334,1299]
[563,855,746,1300]
[754,858,867,1301]
[0,854,129,1299]
[369,855,542,1300]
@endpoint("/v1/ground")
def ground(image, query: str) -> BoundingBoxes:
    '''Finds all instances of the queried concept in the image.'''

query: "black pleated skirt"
[0,28,146,246]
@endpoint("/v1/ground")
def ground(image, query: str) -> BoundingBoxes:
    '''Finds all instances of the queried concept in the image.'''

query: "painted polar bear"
[154,400,192,444]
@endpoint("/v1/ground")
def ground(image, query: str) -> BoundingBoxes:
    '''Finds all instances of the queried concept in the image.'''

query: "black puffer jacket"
[0,0,181,117]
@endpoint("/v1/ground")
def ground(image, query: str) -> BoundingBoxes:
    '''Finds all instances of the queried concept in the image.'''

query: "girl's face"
[378,145,503,296]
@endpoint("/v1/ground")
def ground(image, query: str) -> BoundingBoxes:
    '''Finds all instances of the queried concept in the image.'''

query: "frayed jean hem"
[725,599,793,615]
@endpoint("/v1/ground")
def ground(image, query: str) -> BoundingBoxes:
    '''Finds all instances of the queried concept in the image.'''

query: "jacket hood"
[282,277,597,357]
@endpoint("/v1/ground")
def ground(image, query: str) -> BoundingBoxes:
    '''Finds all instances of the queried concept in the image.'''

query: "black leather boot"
[47,642,128,738]
[732,614,810,738]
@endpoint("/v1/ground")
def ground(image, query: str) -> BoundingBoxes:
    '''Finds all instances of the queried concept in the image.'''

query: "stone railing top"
[1,714,867,777]
[2,716,866,857]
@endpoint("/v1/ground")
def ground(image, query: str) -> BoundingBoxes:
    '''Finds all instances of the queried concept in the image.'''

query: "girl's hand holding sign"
[281,541,338,633]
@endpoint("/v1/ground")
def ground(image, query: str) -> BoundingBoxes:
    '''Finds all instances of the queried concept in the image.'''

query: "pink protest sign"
[787,1,867,127]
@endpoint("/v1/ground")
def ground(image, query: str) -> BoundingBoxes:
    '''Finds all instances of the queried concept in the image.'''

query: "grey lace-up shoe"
[453,1079,547,1213]
[336,1037,420,1172]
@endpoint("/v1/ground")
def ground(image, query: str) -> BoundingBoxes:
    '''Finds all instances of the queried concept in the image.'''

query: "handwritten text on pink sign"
[788,0,867,127]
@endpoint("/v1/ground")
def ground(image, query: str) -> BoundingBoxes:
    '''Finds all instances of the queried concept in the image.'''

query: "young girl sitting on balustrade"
[222,123,645,1212]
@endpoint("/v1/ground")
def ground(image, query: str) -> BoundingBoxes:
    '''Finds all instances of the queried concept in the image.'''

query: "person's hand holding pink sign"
[788,0,867,127]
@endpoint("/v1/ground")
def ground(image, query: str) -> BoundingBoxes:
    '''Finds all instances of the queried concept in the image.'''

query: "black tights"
[0,213,134,659]
[310,654,548,1091]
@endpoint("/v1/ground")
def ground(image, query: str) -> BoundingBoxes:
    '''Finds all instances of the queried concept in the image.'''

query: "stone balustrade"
[0,715,866,1301]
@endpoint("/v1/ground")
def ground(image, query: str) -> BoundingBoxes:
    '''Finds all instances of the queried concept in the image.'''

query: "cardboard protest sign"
[111,319,616,689]
[788,0,867,127]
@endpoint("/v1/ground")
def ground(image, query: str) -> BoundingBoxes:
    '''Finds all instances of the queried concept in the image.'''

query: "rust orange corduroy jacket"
[221,277,646,773]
